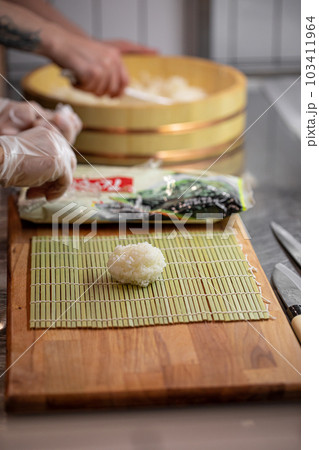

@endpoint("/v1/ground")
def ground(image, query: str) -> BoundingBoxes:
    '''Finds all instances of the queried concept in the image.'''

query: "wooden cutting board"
[5,197,301,412]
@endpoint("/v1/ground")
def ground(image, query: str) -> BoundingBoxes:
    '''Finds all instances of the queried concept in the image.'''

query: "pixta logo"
[52,202,97,248]
[117,212,251,240]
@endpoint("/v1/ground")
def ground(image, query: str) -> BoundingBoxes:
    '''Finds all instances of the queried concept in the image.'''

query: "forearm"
[8,0,88,38]
[0,0,57,53]
[0,1,129,96]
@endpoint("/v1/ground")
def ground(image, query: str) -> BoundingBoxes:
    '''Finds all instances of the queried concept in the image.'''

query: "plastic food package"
[18,165,254,224]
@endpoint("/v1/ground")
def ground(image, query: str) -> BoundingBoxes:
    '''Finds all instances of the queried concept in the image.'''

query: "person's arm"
[0,0,49,52]
[0,1,128,96]
[8,0,87,38]
[7,0,158,54]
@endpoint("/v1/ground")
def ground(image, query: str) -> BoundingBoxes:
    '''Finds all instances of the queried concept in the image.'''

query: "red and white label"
[72,177,134,193]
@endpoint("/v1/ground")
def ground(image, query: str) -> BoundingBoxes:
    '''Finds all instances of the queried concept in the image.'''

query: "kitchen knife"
[272,263,301,343]
[270,222,301,267]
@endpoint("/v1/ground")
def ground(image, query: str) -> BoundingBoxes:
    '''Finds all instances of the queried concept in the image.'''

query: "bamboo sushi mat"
[29,232,270,329]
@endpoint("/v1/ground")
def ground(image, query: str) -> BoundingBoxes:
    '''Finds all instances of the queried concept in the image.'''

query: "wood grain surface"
[5,197,301,412]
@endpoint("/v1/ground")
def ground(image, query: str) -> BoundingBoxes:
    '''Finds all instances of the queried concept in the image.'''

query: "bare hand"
[47,27,129,97]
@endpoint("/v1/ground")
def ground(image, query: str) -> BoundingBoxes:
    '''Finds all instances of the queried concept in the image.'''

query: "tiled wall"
[6,0,300,89]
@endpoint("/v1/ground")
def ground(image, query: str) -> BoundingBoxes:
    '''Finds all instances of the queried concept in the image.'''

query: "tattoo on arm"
[0,15,41,51]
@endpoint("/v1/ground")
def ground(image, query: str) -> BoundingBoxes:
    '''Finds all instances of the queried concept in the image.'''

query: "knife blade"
[270,222,301,267]
[272,263,301,343]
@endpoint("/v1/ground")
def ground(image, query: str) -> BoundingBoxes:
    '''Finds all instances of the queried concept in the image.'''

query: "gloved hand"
[0,126,76,200]
[0,99,82,144]
[34,104,83,145]
[0,98,37,135]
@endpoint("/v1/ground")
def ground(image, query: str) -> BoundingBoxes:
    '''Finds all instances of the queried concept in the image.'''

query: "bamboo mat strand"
[30,232,270,328]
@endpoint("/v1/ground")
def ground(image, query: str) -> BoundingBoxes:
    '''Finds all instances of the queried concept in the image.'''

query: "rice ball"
[107,242,166,287]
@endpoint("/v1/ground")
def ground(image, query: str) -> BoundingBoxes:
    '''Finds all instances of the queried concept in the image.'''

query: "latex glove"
[0,98,38,135]
[0,98,82,144]
[0,126,76,200]
[46,27,129,97]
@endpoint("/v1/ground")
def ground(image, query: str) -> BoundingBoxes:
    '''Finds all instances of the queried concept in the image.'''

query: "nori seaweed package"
[111,173,253,220]
[18,165,254,223]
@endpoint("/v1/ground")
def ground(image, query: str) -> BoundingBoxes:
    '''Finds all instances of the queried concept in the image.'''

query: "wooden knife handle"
[291,315,301,343]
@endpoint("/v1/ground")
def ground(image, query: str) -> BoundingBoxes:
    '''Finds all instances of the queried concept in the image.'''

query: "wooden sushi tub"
[22,56,246,170]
